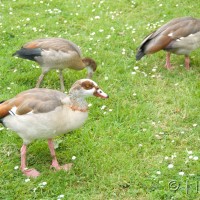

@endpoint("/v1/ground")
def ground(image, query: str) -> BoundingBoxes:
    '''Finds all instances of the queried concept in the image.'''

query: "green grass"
[0,0,200,199]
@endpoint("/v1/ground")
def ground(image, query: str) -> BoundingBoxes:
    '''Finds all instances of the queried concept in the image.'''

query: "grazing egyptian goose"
[136,16,200,69]
[0,79,108,178]
[13,38,97,91]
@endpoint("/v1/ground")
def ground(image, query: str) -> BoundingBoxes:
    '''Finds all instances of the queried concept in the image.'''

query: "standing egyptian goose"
[136,16,200,69]
[13,38,97,91]
[0,79,108,178]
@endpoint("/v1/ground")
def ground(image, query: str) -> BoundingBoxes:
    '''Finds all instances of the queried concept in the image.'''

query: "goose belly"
[3,107,88,144]
[166,32,200,55]
[36,50,83,70]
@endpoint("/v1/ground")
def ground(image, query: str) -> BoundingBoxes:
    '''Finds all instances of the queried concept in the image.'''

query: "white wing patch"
[9,106,17,116]
[26,111,34,115]
[168,32,173,37]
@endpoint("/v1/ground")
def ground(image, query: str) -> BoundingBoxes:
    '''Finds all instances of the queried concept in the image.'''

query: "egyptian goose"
[13,38,97,91]
[136,16,200,69]
[0,79,108,178]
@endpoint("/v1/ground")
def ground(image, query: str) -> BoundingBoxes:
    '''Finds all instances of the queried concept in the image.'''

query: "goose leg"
[185,55,190,70]
[36,73,45,88]
[20,144,40,178]
[165,52,172,69]
[59,70,65,92]
[48,139,72,171]
[36,67,49,88]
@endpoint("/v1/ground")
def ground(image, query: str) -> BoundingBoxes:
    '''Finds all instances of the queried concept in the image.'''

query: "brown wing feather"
[0,88,66,117]
[0,101,12,118]
[149,17,194,39]
[23,38,82,56]
[136,16,200,59]
[23,42,38,49]
[144,34,172,54]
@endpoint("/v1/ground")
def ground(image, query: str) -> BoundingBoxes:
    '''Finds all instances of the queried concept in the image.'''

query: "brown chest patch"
[69,105,88,112]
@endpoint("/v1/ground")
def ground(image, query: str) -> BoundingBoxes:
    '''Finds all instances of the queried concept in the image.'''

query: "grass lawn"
[0,0,199,199]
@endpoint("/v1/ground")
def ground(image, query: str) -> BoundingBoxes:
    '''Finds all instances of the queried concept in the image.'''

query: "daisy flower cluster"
[146,19,165,31]
[101,105,113,115]
[45,8,62,15]
[131,66,147,77]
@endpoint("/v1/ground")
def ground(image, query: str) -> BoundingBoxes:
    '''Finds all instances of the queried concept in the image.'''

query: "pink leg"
[20,144,40,178]
[36,73,45,88]
[48,139,72,171]
[165,52,173,69]
[185,55,190,70]
[36,70,49,88]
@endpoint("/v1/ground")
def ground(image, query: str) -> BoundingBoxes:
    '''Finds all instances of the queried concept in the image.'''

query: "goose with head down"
[0,79,108,178]
[13,38,97,91]
[136,16,200,69]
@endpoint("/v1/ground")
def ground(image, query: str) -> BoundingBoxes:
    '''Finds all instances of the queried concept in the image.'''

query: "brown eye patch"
[81,81,95,90]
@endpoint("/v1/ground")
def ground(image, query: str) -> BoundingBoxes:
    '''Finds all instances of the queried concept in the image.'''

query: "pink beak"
[94,88,109,99]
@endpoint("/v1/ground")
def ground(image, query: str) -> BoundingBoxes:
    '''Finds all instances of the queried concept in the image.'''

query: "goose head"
[69,79,108,99]
[82,58,97,78]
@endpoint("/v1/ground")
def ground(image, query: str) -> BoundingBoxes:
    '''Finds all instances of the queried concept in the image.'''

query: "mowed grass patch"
[0,0,199,199]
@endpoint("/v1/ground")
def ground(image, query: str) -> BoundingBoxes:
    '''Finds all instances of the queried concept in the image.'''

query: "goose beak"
[94,88,109,99]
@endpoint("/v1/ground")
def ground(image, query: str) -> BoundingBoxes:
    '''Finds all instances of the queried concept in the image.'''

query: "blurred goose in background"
[0,79,108,178]
[136,16,200,69]
[13,38,97,91]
